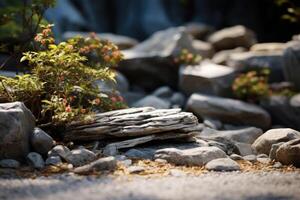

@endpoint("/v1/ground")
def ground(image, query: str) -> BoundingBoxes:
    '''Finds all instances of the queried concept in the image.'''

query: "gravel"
[1,171,300,200]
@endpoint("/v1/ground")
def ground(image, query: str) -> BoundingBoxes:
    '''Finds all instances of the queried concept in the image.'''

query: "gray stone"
[48,145,71,160]
[276,138,300,167]
[200,127,262,144]
[290,94,300,107]
[243,155,257,163]
[212,47,246,65]
[250,43,286,52]
[283,41,300,91]
[119,159,132,167]
[27,152,45,169]
[257,157,271,164]
[207,25,256,51]
[65,148,97,167]
[63,31,138,50]
[206,139,236,155]
[45,156,62,166]
[0,159,20,168]
[170,92,185,107]
[119,27,197,90]
[252,128,300,155]
[123,92,145,106]
[192,40,215,58]
[273,162,283,168]
[257,154,269,158]
[125,149,154,160]
[230,154,244,161]
[227,51,285,82]
[0,102,35,160]
[235,142,254,156]
[152,86,173,99]
[203,118,222,130]
[74,156,117,174]
[179,62,236,96]
[127,166,145,174]
[205,158,240,171]
[269,142,285,160]
[132,95,171,109]
[31,127,54,155]
[186,94,271,130]
[154,146,227,166]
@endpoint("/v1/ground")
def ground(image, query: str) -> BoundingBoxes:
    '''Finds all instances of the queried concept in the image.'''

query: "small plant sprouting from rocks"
[232,69,271,103]
[174,48,201,65]
[0,24,126,125]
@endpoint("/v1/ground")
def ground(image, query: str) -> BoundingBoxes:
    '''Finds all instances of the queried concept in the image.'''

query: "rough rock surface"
[65,107,201,141]
[154,146,227,166]
[252,128,300,155]
[276,138,300,167]
[179,62,235,96]
[0,102,35,160]
[205,158,240,171]
[186,94,271,130]
[31,128,54,155]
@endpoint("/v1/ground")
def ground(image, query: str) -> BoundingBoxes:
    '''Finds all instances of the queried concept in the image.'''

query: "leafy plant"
[232,69,271,103]
[174,48,201,65]
[0,25,126,125]
[276,0,300,22]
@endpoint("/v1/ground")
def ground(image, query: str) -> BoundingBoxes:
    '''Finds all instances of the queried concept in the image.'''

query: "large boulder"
[227,51,285,82]
[179,62,236,96]
[283,41,300,91]
[207,25,257,51]
[261,95,300,131]
[118,27,196,91]
[186,94,271,130]
[0,102,35,161]
[154,146,227,166]
[252,128,300,155]
[276,138,300,167]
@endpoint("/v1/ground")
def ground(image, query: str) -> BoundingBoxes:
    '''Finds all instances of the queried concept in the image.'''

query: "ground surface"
[1,171,300,200]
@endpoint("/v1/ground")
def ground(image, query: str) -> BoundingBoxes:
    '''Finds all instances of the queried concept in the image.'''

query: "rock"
[192,40,215,58]
[205,158,240,171]
[0,159,20,168]
[74,156,117,174]
[206,139,237,155]
[186,94,271,130]
[203,118,222,130]
[290,94,300,107]
[95,71,129,94]
[31,127,54,155]
[250,43,286,52]
[227,51,285,82]
[132,95,171,109]
[273,162,283,168]
[257,154,269,158]
[152,86,173,99]
[45,156,62,166]
[269,142,285,160]
[243,155,257,163]
[179,62,236,96]
[65,148,97,167]
[230,154,243,161]
[125,149,154,160]
[185,23,213,40]
[0,102,35,160]
[27,152,45,169]
[207,25,256,51]
[252,128,300,155]
[123,91,145,106]
[170,92,185,107]
[257,157,271,164]
[235,142,254,156]
[63,31,138,50]
[64,107,200,141]
[118,27,197,91]
[155,158,168,163]
[261,95,300,131]
[154,146,227,166]
[48,145,71,160]
[212,47,246,65]
[276,138,300,167]
[127,166,145,174]
[283,41,300,91]
[200,127,262,144]
[119,159,132,167]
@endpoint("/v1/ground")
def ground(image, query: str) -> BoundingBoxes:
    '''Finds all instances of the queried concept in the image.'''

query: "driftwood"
[64,107,201,142]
